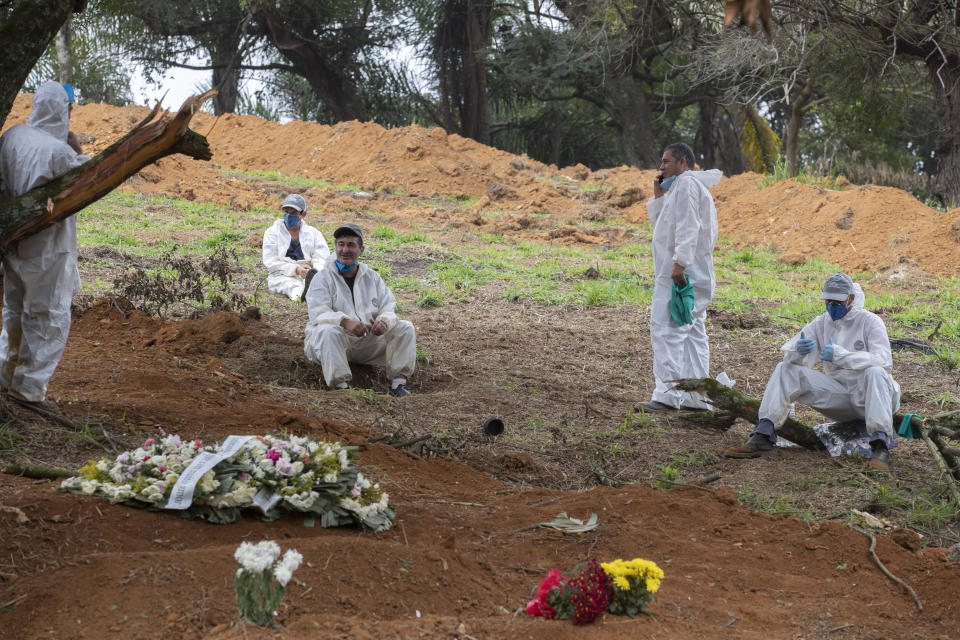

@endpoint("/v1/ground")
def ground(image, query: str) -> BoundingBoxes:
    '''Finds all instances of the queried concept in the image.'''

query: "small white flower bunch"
[234,541,303,627]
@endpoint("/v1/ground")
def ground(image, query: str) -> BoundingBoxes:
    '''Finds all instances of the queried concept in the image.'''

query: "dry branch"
[0,91,216,251]
[853,526,923,612]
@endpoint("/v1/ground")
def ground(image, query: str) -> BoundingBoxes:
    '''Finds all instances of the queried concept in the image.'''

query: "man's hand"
[796,331,815,355]
[340,317,367,337]
[369,317,388,336]
[67,131,83,154]
[653,175,665,198]
[295,265,309,278]
[671,263,687,286]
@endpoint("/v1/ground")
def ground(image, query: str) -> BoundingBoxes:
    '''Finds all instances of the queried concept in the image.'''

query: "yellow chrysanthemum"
[602,558,664,593]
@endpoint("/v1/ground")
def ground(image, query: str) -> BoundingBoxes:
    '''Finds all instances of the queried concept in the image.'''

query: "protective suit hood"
[683,169,723,189]
[27,81,71,142]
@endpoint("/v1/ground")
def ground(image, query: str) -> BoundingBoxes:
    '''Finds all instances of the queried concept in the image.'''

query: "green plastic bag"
[671,278,694,326]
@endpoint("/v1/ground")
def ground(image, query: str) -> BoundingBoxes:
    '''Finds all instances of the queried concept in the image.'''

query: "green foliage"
[0,423,24,456]
[416,290,445,308]
[113,245,248,317]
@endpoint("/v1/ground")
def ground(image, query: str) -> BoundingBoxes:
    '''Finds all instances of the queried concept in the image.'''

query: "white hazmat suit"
[645,169,723,409]
[261,219,330,300]
[304,257,415,388]
[758,283,900,445]
[0,81,89,402]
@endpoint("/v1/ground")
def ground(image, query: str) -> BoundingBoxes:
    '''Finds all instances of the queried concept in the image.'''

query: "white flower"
[338,449,349,468]
[198,470,220,493]
[273,565,293,587]
[280,549,303,574]
[80,480,98,494]
[285,491,318,510]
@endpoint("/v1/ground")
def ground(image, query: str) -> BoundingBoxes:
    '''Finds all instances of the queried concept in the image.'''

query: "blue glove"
[796,331,815,355]
[820,338,835,362]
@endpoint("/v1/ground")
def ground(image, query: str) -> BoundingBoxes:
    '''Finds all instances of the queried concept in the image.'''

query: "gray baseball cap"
[819,272,854,301]
[281,193,307,213]
[333,223,364,244]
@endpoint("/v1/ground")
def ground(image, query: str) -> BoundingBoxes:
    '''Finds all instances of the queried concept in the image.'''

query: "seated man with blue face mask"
[303,224,417,397]
[725,272,901,470]
[262,194,330,302]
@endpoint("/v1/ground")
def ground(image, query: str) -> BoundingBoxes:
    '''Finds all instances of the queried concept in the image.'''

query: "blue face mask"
[336,260,357,275]
[826,301,848,321]
[283,213,301,229]
[660,175,677,191]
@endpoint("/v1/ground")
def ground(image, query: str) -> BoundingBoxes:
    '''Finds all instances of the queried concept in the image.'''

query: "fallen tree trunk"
[672,377,825,450]
[0,90,216,252]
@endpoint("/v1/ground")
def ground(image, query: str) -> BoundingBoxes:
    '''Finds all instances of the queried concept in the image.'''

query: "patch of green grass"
[655,465,681,489]
[737,484,810,518]
[669,450,717,469]
[756,160,848,190]
[417,289,445,308]
[0,422,24,456]
[369,225,431,252]
[387,275,422,292]
[415,346,432,366]
[219,168,360,191]
[476,231,505,244]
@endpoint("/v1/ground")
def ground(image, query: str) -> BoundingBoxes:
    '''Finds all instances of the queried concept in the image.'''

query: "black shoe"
[725,432,774,458]
[634,400,676,412]
[868,440,890,471]
[300,269,318,303]
[389,384,411,397]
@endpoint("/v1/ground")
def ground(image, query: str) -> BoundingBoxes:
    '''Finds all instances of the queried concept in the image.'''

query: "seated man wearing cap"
[726,272,901,470]
[262,194,330,302]
[303,223,416,397]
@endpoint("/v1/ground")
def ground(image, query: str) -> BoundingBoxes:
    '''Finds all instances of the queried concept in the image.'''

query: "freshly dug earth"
[1,96,960,639]
[3,95,958,276]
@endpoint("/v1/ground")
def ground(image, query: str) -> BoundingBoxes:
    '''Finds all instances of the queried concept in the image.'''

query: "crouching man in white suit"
[262,193,330,302]
[303,224,416,397]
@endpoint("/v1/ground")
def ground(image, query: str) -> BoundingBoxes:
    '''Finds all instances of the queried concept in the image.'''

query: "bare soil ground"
[1,96,960,639]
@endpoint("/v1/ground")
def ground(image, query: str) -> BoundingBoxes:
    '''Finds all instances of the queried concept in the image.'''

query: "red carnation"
[526,569,564,618]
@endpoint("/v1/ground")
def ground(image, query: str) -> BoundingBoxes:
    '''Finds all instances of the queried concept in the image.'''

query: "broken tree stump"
[0,90,216,251]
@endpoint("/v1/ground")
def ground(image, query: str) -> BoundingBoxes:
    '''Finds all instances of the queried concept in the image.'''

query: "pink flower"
[193,440,203,449]
[351,486,362,497]
[266,449,281,462]
[143,455,151,462]
[303,455,310,463]
[276,460,294,476]
[143,438,155,447]
[157,466,168,473]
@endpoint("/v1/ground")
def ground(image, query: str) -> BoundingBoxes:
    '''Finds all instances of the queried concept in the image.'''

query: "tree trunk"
[785,81,815,175]
[0,92,215,251]
[209,28,241,115]
[55,15,74,86]
[603,76,659,168]
[0,0,82,129]
[697,98,718,169]
[459,0,492,144]
[928,45,960,206]
[261,7,368,123]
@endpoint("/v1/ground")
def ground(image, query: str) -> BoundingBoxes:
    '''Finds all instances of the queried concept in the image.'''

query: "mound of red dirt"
[5,94,957,275]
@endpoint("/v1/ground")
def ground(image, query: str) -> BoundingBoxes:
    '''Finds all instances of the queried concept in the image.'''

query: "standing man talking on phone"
[636,143,723,412]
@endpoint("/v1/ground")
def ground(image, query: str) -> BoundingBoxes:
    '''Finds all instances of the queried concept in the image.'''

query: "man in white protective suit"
[635,142,723,412]
[725,272,900,471]
[262,193,330,302]
[303,223,416,397]
[0,81,90,404]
